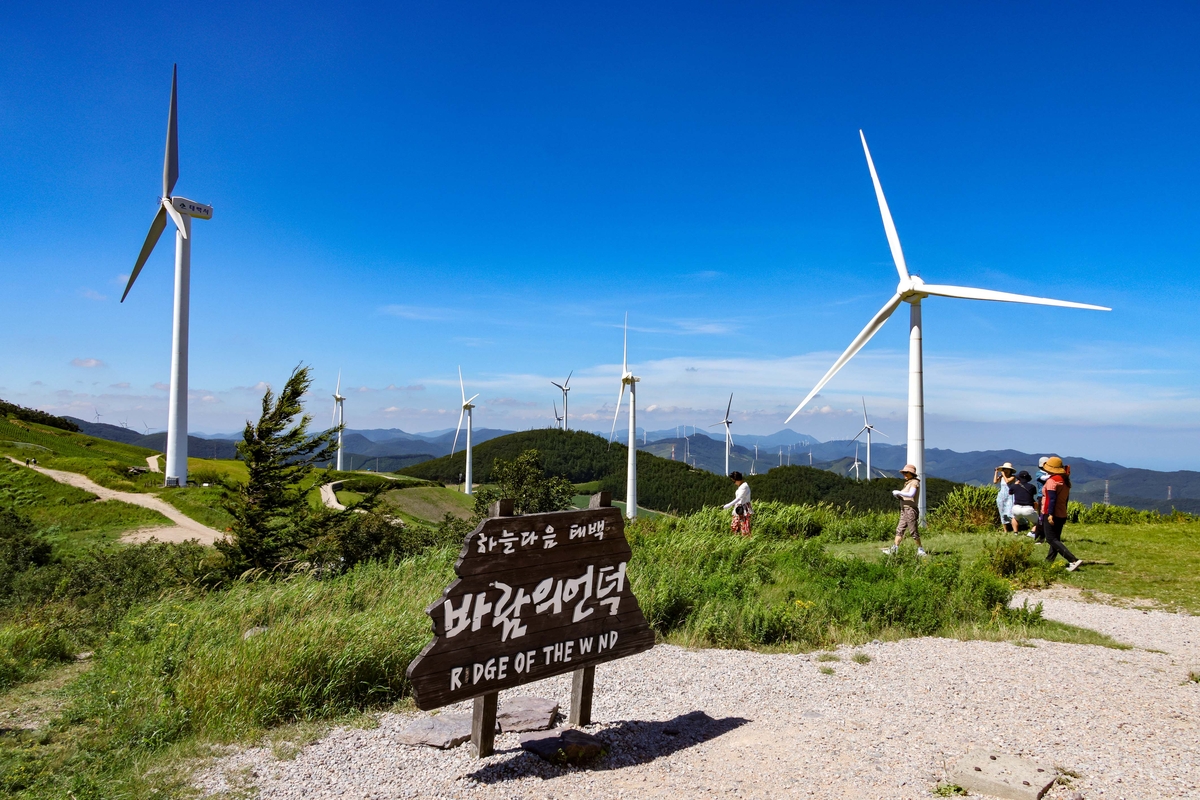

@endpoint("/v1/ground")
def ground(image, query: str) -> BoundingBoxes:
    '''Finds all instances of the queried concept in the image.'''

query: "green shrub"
[0,622,75,690]
[1067,501,1197,525]
[928,485,1001,531]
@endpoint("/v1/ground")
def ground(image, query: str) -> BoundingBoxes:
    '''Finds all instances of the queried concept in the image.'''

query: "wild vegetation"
[0,400,79,433]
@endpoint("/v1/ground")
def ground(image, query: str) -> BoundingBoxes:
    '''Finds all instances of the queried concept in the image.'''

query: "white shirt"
[723,482,751,513]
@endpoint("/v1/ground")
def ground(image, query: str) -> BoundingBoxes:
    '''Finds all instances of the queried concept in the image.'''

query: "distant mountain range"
[66,417,1198,512]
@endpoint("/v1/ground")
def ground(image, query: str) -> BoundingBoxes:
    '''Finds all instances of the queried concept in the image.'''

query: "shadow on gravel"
[467,710,750,783]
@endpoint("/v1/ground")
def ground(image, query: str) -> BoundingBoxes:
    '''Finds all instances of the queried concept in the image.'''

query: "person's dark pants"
[1043,517,1078,564]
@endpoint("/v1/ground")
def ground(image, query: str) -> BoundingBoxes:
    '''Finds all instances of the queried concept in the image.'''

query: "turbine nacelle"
[896,274,928,301]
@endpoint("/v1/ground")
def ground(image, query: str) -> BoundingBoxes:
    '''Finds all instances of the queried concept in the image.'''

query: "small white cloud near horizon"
[70,358,105,369]
[153,382,170,391]
[110,382,130,389]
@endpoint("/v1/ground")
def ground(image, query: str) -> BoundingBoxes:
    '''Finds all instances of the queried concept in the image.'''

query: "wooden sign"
[406,494,655,715]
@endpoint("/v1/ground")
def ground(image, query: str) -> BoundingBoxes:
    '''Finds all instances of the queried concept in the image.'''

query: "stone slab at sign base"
[950,750,1057,800]
[395,714,495,750]
[520,728,606,766]
[498,697,559,733]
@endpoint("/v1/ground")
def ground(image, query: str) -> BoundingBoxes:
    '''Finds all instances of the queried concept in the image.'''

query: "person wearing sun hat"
[883,464,925,557]
[1040,456,1082,571]
[993,462,1017,530]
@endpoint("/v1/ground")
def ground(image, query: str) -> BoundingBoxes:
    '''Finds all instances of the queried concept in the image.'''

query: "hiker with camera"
[884,464,926,557]
[724,471,752,536]
[993,462,1017,531]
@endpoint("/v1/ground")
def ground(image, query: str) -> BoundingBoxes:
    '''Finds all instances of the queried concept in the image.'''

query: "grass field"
[830,521,1200,613]
[381,485,474,523]
[0,461,170,553]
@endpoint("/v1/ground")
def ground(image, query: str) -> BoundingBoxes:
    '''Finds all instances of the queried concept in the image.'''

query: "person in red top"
[1040,457,1082,571]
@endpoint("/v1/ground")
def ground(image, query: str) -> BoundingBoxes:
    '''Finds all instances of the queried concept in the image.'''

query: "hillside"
[398,429,962,515]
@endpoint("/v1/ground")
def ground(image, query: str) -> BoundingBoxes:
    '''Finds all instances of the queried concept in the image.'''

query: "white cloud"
[70,358,105,368]
[110,382,130,389]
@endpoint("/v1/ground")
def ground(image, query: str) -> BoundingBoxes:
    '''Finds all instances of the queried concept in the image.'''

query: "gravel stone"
[194,591,1200,799]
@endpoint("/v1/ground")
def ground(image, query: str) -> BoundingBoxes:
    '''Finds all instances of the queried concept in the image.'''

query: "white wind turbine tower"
[853,397,888,482]
[331,372,346,471]
[608,314,640,519]
[787,130,1110,522]
[120,65,213,488]
[708,393,734,476]
[452,367,479,495]
[550,372,572,431]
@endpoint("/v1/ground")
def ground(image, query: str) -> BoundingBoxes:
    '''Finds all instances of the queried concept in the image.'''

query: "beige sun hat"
[900,464,918,476]
[1042,456,1067,475]
[997,462,1015,473]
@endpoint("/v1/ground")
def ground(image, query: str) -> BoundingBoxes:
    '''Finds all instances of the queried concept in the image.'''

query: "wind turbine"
[786,130,1110,522]
[850,444,863,480]
[550,372,572,431]
[120,65,213,488]
[752,442,759,476]
[553,400,564,429]
[93,409,102,423]
[331,371,346,471]
[708,393,734,475]
[853,397,888,482]
[452,367,479,495]
[608,314,640,519]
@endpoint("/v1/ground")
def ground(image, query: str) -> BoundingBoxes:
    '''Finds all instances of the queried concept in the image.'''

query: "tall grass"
[927,485,1001,531]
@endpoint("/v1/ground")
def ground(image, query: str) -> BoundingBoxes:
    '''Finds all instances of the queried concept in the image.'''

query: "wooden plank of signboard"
[424,607,649,657]
[447,536,631,581]
[410,624,654,710]
[452,510,627,578]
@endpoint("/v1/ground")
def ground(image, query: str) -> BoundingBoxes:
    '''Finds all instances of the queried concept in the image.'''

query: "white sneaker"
[1067,560,1083,572]
[1026,532,1036,538]
[882,546,897,555]
[917,548,927,557]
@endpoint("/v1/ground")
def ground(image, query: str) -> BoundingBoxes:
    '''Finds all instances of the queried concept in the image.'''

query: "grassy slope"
[381,486,474,523]
[0,461,169,554]
[830,521,1200,613]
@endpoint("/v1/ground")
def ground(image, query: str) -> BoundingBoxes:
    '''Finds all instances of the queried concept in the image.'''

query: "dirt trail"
[146,455,160,473]
[319,483,346,510]
[7,457,223,545]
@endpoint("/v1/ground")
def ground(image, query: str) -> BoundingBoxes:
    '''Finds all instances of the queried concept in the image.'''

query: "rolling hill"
[398,429,961,515]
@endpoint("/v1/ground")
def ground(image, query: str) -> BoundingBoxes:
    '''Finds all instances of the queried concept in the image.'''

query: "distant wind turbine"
[608,314,640,519]
[550,371,572,431]
[708,393,734,475]
[120,65,213,488]
[853,397,888,482]
[93,409,102,423]
[850,444,863,480]
[553,400,563,429]
[452,367,479,495]
[331,371,346,471]
[786,130,1111,522]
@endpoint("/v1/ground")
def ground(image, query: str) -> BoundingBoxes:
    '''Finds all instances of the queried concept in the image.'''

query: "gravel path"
[7,457,224,545]
[196,595,1200,800]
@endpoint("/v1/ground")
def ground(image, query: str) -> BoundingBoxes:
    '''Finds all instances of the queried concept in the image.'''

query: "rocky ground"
[196,592,1200,799]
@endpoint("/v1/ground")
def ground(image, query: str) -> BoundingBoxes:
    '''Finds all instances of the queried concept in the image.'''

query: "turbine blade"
[164,65,179,198]
[332,399,338,427]
[609,384,626,442]
[466,393,479,404]
[336,370,341,396]
[452,407,465,455]
[854,425,869,439]
[122,205,168,302]
[785,292,903,423]
[726,392,733,420]
[565,370,572,387]
[622,313,628,372]
[919,283,1111,311]
[550,381,563,390]
[862,396,868,425]
[875,428,890,438]
[458,366,466,404]
[860,130,909,281]
[163,198,187,238]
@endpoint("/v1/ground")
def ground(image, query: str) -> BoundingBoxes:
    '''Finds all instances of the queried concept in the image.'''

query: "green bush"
[928,485,1001,531]
[1067,501,1197,525]
[0,622,75,690]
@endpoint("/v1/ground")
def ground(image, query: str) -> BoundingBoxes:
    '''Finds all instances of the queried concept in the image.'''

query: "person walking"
[723,471,752,537]
[884,464,925,556]
[1040,456,1082,571]
[1010,470,1039,534]
[993,462,1017,530]
[1031,456,1051,541]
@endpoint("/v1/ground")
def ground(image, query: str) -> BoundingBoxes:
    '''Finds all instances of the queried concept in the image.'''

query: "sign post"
[406,492,655,757]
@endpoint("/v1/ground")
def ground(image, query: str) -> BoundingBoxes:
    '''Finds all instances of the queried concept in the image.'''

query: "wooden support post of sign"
[471,691,498,757]
[568,491,611,726]
[569,664,595,726]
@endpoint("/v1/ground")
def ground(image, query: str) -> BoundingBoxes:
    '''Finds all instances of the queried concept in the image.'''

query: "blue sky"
[2,2,1198,469]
